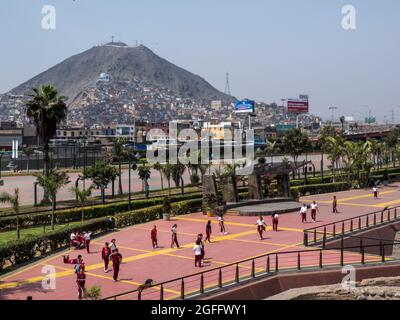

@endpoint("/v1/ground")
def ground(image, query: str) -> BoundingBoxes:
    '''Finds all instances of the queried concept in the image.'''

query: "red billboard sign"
[287,95,309,113]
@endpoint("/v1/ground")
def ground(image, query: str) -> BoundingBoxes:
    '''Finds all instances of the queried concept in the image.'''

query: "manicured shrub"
[0,217,110,272]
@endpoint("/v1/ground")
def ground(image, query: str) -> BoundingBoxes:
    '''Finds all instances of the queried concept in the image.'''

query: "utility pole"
[328,107,338,124]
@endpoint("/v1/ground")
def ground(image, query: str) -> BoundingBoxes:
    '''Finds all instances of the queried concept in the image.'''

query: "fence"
[104,240,400,300]
[303,206,400,247]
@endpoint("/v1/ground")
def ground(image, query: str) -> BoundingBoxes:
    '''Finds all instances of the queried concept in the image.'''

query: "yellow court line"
[130,226,305,249]
[48,264,180,295]
[301,190,397,202]
[174,216,304,233]
[0,229,258,290]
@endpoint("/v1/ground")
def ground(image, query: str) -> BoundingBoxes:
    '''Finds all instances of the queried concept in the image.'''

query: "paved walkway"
[0,183,399,300]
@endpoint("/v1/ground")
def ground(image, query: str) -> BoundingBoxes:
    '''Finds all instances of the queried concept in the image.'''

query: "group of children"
[64,186,384,299]
[69,231,92,253]
[64,238,122,299]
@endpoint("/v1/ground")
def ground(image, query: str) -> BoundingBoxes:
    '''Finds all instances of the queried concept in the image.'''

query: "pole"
[128,152,132,210]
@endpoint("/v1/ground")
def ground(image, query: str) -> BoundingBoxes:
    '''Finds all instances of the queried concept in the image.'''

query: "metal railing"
[104,240,400,301]
[303,206,400,247]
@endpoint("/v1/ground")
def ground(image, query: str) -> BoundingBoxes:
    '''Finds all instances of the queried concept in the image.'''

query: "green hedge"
[291,182,351,198]
[0,217,110,272]
[0,198,204,272]
[0,193,202,232]
[115,199,203,228]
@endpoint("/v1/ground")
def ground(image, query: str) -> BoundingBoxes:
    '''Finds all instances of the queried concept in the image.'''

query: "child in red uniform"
[101,242,111,273]
[63,254,83,265]
[332,196,338,213]
[197,234,205,264]
[310,201,320,223]
[205,220,212,243]
[193,240,202,267]
[109,249,123,281]
[300,204,308,223]
[84,231,92,253]
[171,224,180,248]
[256,216,267,240]
[151,225,158,249]
[272,213,279,231]
[76,269,86,300]
[219,215,227,235]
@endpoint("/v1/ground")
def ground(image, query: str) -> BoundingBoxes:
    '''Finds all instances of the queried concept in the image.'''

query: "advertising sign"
[287,95,309,113]
[234,100,255,114]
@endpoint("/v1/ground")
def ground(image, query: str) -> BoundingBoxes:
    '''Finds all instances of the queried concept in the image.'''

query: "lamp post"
[328,107,338,124]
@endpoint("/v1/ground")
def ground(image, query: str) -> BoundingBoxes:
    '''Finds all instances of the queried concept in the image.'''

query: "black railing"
[104,240,400,301]
[303,206,400,247]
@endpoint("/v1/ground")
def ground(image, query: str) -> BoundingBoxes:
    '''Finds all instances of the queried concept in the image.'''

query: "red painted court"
[1,184,399,300]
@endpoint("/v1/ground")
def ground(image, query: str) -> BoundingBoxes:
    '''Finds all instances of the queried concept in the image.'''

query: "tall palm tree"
[113,137,128,195]
[161,163,173,195]
[26,85,68,202]
[325,136,345,182]
[138,164,151,197]
[153,162,164,190]
[26,85,68,176]
[0,189,21,239]
[35,169,70,230]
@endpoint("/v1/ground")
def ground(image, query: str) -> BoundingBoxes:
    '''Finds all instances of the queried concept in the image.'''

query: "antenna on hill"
[111,35,115,43]
[224,73,231,96]
[136,40,138,47]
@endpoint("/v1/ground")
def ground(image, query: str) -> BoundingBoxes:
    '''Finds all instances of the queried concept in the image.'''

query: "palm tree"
[325,136,345,182]
[138,164,151,197]
[153,162,164,190]
[70,185,94,223]
[170,163,186,188]
[26,85,68,202]
[266,140,277,164]
[35,169,70,230]
[113,137,128,195]
[161,163,173,195]
[22,147,34,172]
[0,189,21,239]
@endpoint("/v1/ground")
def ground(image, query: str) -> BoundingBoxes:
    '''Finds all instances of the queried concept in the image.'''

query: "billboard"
[234,99,255,114]
[287,95,309,113]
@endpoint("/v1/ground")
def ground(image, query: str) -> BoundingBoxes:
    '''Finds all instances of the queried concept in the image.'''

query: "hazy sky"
[1,0,399,122]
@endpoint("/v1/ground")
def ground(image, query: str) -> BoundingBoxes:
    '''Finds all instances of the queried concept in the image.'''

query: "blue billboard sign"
[234,100,255,114]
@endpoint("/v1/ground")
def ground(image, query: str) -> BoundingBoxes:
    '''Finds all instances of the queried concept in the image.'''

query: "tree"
[26,85,68,202]
[35,169,70,230]
[161,163,173,195]
[266,140,277,164]
[83,160,118,204]
[113,137,128,195]
[0,189,21,239]
[325,136,345,182]
[137,164,151,197]
[153,162,164,190]
[170,163,186,188]
[70,185,94,223]
[282,129,310,178]
[22,147,34,172]
[26,85,67,175]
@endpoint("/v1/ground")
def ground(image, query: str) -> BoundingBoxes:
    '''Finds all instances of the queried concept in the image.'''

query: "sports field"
[1,184,399,300]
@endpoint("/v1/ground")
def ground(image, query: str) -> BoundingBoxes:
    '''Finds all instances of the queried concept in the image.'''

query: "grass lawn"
[0,222,81,246]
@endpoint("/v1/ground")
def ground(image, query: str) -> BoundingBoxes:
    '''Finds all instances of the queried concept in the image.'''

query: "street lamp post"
[128,151,132,210]
[328,107,338,124]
